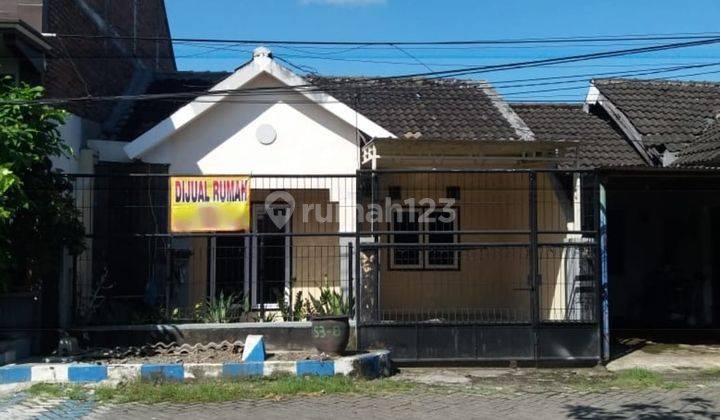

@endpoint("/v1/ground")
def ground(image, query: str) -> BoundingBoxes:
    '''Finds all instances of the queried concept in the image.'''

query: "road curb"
[0,350,391,384]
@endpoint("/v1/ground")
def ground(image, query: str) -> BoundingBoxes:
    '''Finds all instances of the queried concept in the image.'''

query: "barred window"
[390,208,458,270]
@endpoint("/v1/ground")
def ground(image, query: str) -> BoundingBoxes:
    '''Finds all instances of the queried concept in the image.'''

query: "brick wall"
[43,0,175,122]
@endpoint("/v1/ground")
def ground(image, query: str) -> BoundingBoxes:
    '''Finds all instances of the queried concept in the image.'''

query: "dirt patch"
[47,342,351,364]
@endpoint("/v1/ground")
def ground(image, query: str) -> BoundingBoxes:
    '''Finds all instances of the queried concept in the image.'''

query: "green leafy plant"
[308,276,354,317]
[199,291,238,323]
[253,311,277,323]
[0,78,85,292]
[277,290,306,321]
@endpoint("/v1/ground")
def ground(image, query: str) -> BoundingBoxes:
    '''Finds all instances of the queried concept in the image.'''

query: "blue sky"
[166,0,720,101]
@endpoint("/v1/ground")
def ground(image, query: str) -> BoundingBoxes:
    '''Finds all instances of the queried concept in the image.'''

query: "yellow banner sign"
[169,176,250,233]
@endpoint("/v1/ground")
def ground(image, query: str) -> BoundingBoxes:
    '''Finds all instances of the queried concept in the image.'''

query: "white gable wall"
[141,73,361,175]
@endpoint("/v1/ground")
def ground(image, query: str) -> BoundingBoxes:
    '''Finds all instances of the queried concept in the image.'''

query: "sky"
[166,0,720,102]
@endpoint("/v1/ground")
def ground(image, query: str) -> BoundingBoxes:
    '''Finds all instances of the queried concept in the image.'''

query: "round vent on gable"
[256,124,277,145]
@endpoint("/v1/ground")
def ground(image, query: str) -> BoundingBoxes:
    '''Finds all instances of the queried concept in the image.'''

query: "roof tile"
[511,103,647,168]
[594,78,720,150]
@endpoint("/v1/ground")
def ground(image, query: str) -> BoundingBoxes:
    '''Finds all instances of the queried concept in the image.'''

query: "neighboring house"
[0,0,175,173]
[0,0,175,359]
[587,78,720,167]
[674,120,720,167]
[0,0,49,85]
[518,81,720,345]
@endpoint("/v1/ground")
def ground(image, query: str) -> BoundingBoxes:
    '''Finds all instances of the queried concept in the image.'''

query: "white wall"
[142,73,361,175]
[51,113,84,173]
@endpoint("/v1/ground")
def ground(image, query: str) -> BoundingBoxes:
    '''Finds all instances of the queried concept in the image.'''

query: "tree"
[0,78,84,292]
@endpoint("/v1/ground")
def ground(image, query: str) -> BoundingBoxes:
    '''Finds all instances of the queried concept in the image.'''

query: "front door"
[251,205,290,308]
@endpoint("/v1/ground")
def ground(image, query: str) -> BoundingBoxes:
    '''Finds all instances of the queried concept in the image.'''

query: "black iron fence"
[67,168,601,362]
[70,173,358,326]
[354,169,600,362]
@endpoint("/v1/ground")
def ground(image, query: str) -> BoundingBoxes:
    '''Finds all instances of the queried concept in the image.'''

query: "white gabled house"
[75,47,588,327]
[123,46,394,174]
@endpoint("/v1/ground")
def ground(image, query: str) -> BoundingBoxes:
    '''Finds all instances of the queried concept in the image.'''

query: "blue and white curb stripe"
[0,350,390,385]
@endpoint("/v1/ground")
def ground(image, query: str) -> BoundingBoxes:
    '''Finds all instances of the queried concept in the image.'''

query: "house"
[68,49,720,362]
[68,46,601,363]
[513,79,720,354]
[581,79,720,339]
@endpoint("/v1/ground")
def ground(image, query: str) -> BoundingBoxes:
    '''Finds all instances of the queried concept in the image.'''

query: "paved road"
[3,385,720,419]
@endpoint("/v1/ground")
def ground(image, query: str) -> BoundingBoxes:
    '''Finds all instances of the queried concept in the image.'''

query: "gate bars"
[67,168,602,362]
[354,169,601,362]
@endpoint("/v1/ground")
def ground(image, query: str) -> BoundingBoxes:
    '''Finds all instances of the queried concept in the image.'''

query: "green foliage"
[252,311,277,323]
[308,276,354,317]
[87,377,415,403]
[278,290,306,321]
[198,291,239,323]
[0,164,16,220]
[0,78,85,291]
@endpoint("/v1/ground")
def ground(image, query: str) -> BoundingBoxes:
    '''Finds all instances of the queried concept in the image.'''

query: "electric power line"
[52,31,720,46]
[4,42,720,106]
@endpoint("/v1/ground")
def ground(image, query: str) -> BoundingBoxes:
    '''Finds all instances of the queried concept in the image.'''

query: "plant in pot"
[308,278,354,355]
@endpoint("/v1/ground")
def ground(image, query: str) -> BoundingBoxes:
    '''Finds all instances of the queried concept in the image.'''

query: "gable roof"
[123,48,396,159]
[511,103,646,168]
[592,78,720,152]
[122,48,535,159]
[308,76,534,141]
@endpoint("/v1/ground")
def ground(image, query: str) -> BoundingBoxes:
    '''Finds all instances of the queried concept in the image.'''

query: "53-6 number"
[313,325,341,338]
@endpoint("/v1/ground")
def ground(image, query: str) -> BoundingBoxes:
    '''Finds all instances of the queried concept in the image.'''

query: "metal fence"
[67,168,601,362]
[354,169,601,362]
[70,173,357,326]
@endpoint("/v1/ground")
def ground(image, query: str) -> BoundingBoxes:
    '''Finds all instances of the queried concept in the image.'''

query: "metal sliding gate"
[354,169,602,363]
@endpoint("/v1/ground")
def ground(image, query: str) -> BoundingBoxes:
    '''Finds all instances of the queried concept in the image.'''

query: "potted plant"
[308,280,354,355]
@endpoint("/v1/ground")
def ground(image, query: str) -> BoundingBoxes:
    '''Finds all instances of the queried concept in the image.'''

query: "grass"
[27,376,416,404]
[27,383,90,401]
[700,367,720,377]
[564,368,683,391]
[610,368,681,389]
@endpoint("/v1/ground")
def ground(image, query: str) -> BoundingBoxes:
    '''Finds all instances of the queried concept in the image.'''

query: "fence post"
[529,172,540,360]
[596,172,610,361]
[165,237,173,320]
[289,274,294,322]
[348,241,354,313]
[209,236,217,302]
[71,254,77,326]
[354,170,363,351]
[259,235,265,321]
